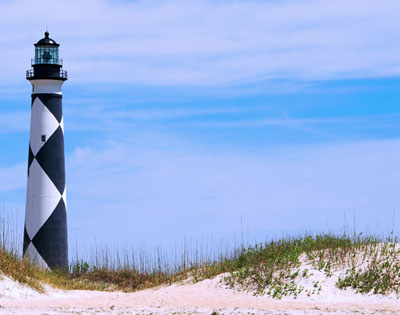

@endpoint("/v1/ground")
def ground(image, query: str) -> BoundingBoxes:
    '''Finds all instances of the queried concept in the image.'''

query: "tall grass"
[0,207,399,298]
[223,233,400,298]
[0,205,22,255]
[68,236,245,290]
[72,236,241,274]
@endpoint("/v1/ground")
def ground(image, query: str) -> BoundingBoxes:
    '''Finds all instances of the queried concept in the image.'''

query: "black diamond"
[23,225,31,256]
[31,95,37,107]
[28,145,34,176]
[35,126,65,194]
[37,94,63,123]
[32,199,68,270]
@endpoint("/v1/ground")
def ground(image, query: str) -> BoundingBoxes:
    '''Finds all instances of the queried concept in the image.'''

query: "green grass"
[0,209,399,297]
[223,234,400,299]
[336,235,400,295]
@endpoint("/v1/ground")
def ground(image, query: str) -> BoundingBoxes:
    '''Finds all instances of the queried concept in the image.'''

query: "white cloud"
[1,0,399,85]
[3,133,400,244]
[181,113,400,129]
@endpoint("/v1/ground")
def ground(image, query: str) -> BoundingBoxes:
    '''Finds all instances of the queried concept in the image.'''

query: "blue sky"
[1,0,400,255]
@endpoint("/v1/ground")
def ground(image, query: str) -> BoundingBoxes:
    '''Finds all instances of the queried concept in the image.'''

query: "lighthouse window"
[41,135,46,142]
[35,46,59,64]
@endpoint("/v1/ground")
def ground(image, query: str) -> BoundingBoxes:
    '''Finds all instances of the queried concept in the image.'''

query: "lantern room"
[34,31,60,65]
[26,31,67,81]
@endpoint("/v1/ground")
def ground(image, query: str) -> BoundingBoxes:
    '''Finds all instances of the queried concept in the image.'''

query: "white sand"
[1,256,399,314]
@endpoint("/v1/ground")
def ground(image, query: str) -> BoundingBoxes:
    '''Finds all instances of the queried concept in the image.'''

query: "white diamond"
[60,117,64,133]
[25,159,62,239]
[62,187,67,209]
[29,97,60,155]
[25,243,49,270]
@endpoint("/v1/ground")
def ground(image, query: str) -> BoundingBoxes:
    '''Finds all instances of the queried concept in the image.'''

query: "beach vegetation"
[0,210,399,298]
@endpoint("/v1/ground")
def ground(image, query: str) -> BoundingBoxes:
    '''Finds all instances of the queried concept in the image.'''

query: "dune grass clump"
[68,261,173,291]
[223,234,400,299]
[0,249,175,292]
[223,234,357,298]
[0,247,45,292]
[223,239,304,297]
[336,235,400,295]
[64,238,238,292]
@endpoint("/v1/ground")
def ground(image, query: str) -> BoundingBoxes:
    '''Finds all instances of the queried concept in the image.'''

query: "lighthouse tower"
[24,32,68,270]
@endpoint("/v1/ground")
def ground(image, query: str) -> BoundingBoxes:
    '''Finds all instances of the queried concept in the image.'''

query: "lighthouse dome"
[35,31,60,47]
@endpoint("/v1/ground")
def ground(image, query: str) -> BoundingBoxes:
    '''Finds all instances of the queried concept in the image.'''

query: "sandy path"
[1,274,400,314]
[1,308,399,315]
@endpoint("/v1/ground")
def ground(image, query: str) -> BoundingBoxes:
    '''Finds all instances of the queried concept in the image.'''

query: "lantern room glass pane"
[35,46,59,64]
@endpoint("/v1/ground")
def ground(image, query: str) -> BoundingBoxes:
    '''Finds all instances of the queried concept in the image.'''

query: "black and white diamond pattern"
[24,93,68,270]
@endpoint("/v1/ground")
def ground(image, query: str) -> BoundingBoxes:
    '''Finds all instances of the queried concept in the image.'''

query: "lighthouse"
[24,32,68,270]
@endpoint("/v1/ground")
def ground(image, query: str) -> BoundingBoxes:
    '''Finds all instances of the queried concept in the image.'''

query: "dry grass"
[0,208,399,297]
[0,247,44,292]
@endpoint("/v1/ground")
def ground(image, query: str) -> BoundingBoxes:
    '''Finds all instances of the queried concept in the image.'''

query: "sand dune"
[1,271,399,314]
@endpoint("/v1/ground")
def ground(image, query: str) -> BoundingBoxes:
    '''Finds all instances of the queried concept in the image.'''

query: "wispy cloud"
[180,113,400,128]
[1,0,399,85]
[65,136,400,243]
[3,131,400,243]
[62,100,400,142]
